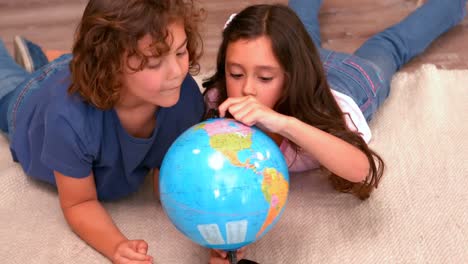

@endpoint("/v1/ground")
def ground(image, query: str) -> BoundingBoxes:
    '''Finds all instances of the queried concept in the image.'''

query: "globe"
[159,118,290,251]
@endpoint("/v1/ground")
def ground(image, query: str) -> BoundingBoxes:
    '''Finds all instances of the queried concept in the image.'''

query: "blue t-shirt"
[10,58,204,201]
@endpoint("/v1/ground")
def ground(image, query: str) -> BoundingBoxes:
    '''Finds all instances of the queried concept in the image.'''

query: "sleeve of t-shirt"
[41,113,93,178]
[331,90,372,143]
[180,74,204,124]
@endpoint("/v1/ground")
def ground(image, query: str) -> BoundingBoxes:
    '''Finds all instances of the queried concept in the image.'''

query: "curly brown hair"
[69,0,204,110]
[203,4,384,200]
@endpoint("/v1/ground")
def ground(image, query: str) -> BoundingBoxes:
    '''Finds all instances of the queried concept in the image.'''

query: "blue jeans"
[0,39,70,137]
[0,40,29,134]
[289,0,466,120]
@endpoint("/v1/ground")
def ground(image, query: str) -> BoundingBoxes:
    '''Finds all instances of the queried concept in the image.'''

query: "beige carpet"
[0,64,467,263]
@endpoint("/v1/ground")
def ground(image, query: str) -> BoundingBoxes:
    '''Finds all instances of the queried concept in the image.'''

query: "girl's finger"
[234,108,259,127]
[218,97,249,117]
[218,98,237,117]
[229,99,265,121]
[229,101,255,119]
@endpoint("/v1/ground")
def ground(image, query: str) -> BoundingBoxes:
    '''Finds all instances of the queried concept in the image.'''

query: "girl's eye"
[230,73,243,79]
[259,77,273,82]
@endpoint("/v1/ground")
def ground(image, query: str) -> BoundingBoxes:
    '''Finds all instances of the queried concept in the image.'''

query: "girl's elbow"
[350,161,370,183]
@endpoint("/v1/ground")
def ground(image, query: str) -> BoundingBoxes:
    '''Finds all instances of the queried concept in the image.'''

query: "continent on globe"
[195,120,255,169]
[257,168,289,238]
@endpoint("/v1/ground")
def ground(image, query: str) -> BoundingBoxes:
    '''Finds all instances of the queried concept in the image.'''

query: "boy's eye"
[147,63,161,69]
[230,73,243,79]
[146,58,162,69]
[177,50,187,57]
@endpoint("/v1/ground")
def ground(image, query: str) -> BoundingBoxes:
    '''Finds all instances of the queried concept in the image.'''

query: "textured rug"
[0,64,467,263]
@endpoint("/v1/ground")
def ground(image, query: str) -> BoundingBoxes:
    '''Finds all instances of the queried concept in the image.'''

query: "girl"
[0,0,204,263]
[205,1,465,262]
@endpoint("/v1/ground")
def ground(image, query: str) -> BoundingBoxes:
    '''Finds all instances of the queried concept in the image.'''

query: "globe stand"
[160,118,288,264]
[228,251,237,264]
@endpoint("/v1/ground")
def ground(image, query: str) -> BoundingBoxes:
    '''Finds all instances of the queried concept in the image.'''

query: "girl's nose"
[242,77,257,96]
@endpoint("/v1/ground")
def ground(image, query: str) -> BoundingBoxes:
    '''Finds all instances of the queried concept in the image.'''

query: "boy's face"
[120,20,189,108]
[224,36,285,109]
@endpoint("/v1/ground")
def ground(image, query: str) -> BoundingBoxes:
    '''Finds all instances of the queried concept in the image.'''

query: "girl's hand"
[218,96,288,133]
[209,248,247,264]
[112,239,153,264]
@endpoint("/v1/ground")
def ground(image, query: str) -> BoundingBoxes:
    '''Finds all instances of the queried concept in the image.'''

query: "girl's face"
[225,36,285,108]
[120,20,189,108]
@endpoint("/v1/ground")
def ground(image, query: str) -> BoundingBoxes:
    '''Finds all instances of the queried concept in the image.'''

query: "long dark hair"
[69,0,204,110]
[203,4,384,200]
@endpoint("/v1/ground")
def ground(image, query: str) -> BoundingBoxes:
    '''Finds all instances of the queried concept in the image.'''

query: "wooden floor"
[1,0,467,72]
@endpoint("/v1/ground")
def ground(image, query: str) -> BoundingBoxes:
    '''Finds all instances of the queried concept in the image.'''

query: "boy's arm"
[153,169,160,199]
[54,171,151,263]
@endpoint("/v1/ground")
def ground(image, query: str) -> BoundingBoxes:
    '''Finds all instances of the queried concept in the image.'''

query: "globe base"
[228,251,237,264]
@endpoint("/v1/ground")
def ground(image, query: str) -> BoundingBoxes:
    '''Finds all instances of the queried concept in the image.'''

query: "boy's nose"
[168,57,182,79]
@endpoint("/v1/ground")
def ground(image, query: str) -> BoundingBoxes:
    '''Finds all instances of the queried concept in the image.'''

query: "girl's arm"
[279,116,369,182]
[218,96,369,182]
[54,171,153,263]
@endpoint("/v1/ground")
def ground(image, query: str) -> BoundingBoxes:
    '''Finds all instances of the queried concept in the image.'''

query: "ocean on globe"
[159,118,290,251]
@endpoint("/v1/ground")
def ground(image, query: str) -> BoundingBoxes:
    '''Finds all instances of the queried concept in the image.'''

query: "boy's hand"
[209,248,246,264]
[113,239,153,264]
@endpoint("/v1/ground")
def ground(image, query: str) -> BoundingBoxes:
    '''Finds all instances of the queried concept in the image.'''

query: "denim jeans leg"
[0,40,30,133]
[353,0,466,110]
[25,38,49,71]
[289,0,324,47]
